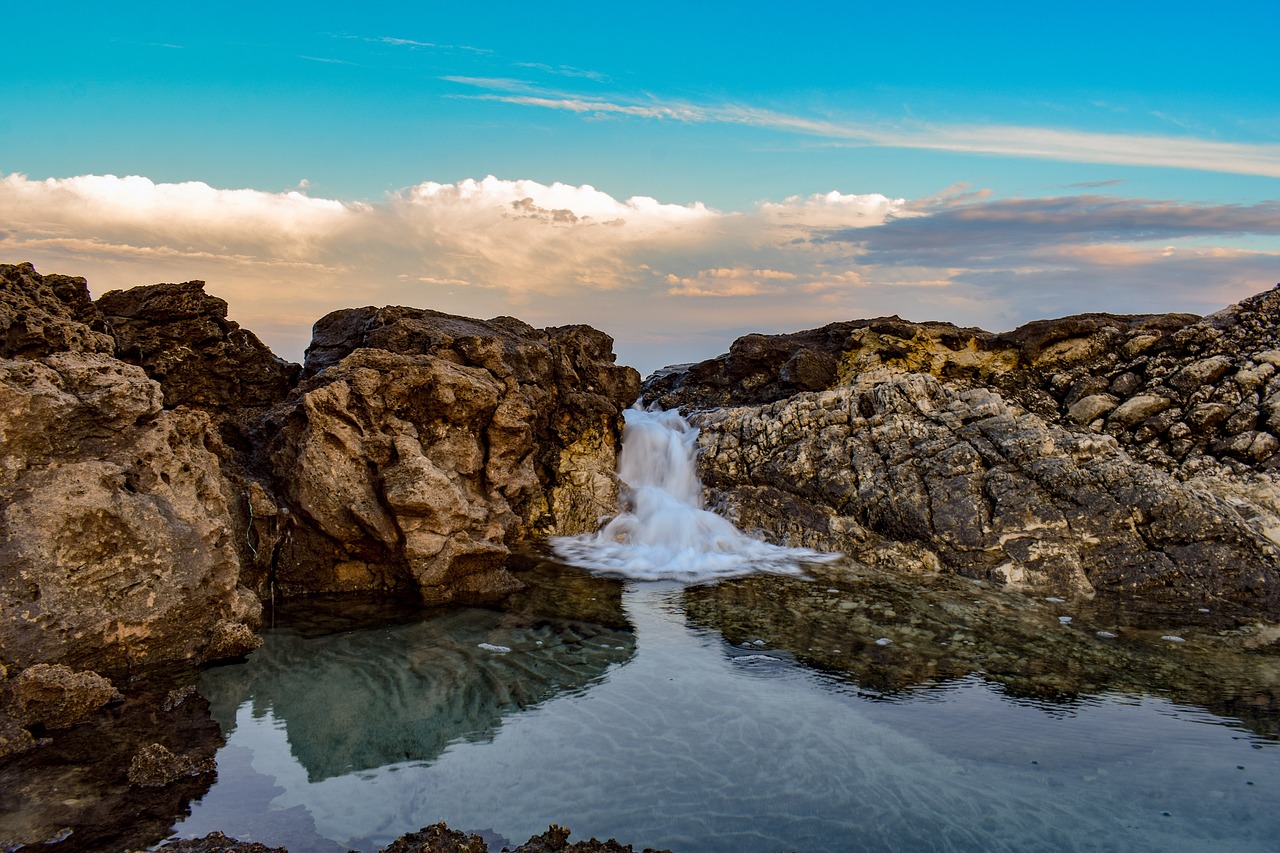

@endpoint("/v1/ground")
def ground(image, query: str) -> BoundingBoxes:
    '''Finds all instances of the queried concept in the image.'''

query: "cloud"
[515,62,608,82]
[299,55,357,66]
[2,171,1277,375]
[832,195,1280,264]
[448,78,1280,179]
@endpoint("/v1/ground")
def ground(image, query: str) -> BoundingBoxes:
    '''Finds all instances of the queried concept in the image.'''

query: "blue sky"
[3,2,1278,373]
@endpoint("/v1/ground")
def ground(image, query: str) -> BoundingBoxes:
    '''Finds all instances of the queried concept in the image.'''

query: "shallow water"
[170,559,1280,853]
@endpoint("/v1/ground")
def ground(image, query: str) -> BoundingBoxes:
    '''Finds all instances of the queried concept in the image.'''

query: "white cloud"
[449,79,1280,179]
[2,171,1277,375]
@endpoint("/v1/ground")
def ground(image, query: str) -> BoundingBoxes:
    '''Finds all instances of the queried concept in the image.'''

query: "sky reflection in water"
[177,560,1280,853]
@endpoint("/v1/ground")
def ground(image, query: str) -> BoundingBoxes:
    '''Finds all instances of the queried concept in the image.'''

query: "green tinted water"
[175,558,1280,852]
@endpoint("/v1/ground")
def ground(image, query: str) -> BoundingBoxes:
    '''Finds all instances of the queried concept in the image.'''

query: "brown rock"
[0,350,260,673]
[11,663,121,730]
[0,262,115,358]
[262,307,639,603]
[127,742,216,787]
[97,280,299,412]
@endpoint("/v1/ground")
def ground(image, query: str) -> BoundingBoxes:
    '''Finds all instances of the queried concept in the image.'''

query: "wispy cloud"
[2,172,1276,373]
[299,55,357,66]
[515,62,608,82]
[446,78,1280,179]
[329,33,493,54]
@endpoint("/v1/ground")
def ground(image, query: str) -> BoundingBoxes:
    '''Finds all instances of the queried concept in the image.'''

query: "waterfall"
[551,406,839,582]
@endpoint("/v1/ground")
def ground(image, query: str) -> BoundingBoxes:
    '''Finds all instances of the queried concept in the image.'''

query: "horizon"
[3,2,1278,376]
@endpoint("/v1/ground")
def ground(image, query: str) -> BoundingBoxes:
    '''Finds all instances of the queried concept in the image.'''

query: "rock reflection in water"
[197,569,634,783]
[683,559,1280,740]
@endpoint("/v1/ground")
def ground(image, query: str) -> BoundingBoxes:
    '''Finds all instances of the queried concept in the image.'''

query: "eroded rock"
[261,307,640,603]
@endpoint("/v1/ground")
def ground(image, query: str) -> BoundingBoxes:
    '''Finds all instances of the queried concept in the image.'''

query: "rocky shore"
[3,260,1280,850]
[646,288,1280,610]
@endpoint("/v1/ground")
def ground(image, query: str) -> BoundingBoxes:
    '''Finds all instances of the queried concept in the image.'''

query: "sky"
[2,2,1278,376]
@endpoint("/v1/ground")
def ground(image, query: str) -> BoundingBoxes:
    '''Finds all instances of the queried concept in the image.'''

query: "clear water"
[172,560,1280,853]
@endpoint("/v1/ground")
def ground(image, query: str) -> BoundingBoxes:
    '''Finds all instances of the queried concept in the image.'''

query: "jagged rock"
[97,280,299,413]
[261,306,639,603]
[692,374,1280,606]
[0,349,261,674]
[152,833,287,852]
[0,262,115,358]
[650,285,1280,613]
[506,824,671,853]
[381,822,490,853]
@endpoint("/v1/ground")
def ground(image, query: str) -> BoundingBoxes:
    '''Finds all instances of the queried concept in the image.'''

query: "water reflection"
[199,578,635,782]
[683,561,1280,742]
[170,557,1280,853]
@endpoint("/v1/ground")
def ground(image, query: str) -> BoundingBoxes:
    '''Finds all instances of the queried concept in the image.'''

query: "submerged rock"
[155,825,672,853]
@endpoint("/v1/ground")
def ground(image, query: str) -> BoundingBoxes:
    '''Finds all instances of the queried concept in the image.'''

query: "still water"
[171,559,1280,853]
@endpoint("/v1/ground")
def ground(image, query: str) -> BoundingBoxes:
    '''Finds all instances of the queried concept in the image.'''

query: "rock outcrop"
[0,264,262,682]
[2,263,638,685]
[647,285,1280,612]
[257,306,640,603]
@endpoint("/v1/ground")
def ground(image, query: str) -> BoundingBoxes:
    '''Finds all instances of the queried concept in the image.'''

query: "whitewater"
[551,406,840,582]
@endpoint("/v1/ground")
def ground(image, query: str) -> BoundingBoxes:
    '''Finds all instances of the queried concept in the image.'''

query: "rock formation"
[646,286,1280,612]
[256,306,640,603]
[0,264,262,684]
[1,263,638,696]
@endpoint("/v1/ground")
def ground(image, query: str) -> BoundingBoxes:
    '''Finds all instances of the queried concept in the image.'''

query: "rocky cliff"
[646,285,1280,612]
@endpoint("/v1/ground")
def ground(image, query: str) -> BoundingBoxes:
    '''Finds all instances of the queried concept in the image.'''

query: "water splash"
[551,406,839,582]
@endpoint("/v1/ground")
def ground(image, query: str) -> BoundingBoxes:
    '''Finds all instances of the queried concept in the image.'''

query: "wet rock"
[506,824,672,853]
[381,822,489,853]
[152,832,287,852]
[127,742,216,787]
[10,663,121,732]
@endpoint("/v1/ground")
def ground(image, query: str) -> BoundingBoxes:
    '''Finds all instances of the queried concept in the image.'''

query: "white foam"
[552,405,840,582]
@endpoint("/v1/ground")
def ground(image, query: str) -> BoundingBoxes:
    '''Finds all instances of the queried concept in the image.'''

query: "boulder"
[96,280,299,415]
[260,306,640,603]
[0,350,261,673]
[693,374,1280,608]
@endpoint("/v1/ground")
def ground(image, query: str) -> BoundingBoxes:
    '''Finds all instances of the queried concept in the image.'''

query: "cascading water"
[551,406,839,582]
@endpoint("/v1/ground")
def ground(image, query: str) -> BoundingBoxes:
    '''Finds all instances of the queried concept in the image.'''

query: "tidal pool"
[172,558,1280,853]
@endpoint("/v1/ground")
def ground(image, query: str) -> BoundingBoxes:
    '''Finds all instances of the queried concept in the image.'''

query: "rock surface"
[0,264,262,682]
[647,286,1280,611]
[255,306,639,603]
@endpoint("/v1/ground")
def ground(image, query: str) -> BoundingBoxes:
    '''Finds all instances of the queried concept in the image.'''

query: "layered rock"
[0,264,262,682]
[258,307,640,603]
[647,285,1280,612]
